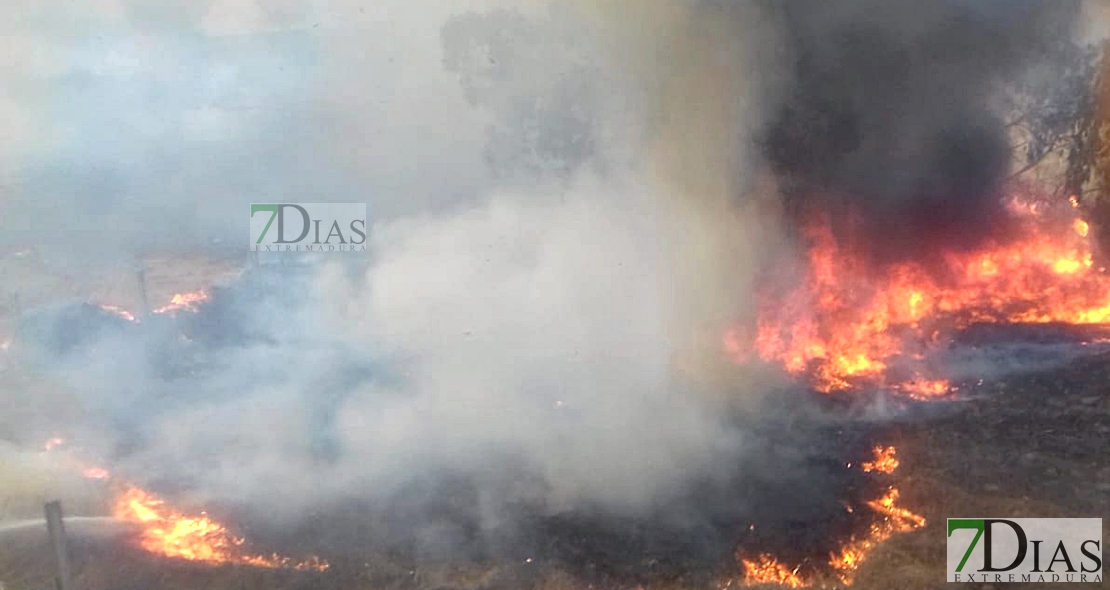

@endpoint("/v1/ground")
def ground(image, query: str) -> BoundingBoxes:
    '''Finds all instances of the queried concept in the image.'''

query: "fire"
[99,304,137,322]
[43,437,66,451]
[894,378,952,400]
[112,485,328,571]
[44,441,328,572]
[732,195,1110,393]
[860,446,898,474]
[739,445,925,587]
[828,488,926,585]
[94,290,210,322]
[152,290,209,314]
[82,467,110,479]
[738,554,808,588]
[1074,218,1089,238]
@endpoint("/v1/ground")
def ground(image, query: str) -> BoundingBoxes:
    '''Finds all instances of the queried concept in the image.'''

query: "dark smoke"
[761,0,1083,260]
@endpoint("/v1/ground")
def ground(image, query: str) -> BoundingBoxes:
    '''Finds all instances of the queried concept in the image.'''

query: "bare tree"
[1006,39,1110,257]
[440,9,602,183]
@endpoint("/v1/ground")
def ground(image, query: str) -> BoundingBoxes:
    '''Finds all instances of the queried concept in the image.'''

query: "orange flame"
[739,554,808,588]
[860,446,898,474]
[51,445,327,572]
[81,467,110,480]
[152,290,210,314]
[98,305,137,322]
[112,485,328,571]
[732,196,1110,393]
[43,437,67,451]
[829,488,927,585]
[93,290,210,321]
[738,445,925,587]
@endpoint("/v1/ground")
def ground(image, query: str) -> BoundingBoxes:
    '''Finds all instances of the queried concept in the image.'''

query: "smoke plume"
[0,0,1089,570]
[762,0,1083,260]
[0,0,779,535]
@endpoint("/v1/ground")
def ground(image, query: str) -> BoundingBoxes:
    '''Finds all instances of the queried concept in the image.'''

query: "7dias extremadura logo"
[947,518,1102,583]
[250,203,367,252]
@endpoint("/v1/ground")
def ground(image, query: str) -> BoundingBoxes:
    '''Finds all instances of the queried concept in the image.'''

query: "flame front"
[732,195,1110,393]
[152,290,210,314]
[739,446,925,587]
[99,305,137,322]
[111,485,327,571]
[860,446,898,474]
[42,444,328,572]
[95,290,210,323]
[828,487,926,585]
[738,554,807,588]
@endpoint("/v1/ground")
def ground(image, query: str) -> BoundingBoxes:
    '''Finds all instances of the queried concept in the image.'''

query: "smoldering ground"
[0,0,1091,580]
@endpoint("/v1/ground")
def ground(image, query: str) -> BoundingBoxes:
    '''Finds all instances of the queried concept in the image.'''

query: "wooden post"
[44,500,72,590]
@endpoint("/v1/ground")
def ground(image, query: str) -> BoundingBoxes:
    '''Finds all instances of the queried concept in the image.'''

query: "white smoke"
[0,0,784,531]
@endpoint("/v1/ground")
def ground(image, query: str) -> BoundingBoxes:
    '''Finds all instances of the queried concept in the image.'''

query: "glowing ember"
[152,290,210,314]
[730,195,1110,393]
[112,485,328,571]
[82,467,110,480]
[860,446,898,474]
[43,437,66,451]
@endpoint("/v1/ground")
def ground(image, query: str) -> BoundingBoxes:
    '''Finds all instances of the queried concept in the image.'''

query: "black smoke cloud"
[761,0,1082,260]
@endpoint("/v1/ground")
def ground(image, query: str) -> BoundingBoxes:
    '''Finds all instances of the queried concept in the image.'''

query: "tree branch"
[1007,158,1047,181]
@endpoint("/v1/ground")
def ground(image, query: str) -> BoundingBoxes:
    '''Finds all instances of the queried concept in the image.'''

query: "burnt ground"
[2,343,1109,590]
[854,349,1110,590]
[0,283,1105,589]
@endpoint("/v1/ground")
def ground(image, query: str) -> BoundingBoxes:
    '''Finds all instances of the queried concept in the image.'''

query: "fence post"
[135,264,150,316]
[44,500,72,590]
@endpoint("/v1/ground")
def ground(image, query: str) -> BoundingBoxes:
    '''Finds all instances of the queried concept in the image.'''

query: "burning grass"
[95,289,210,322]
[859,447,897,474]
[7,372,1103,590]
[727,194,1110,395]
[112,485,328,571]
[33,439,328,572]
[150,290,210,315]
[7,208,1106,590]
[736,446,926,588]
